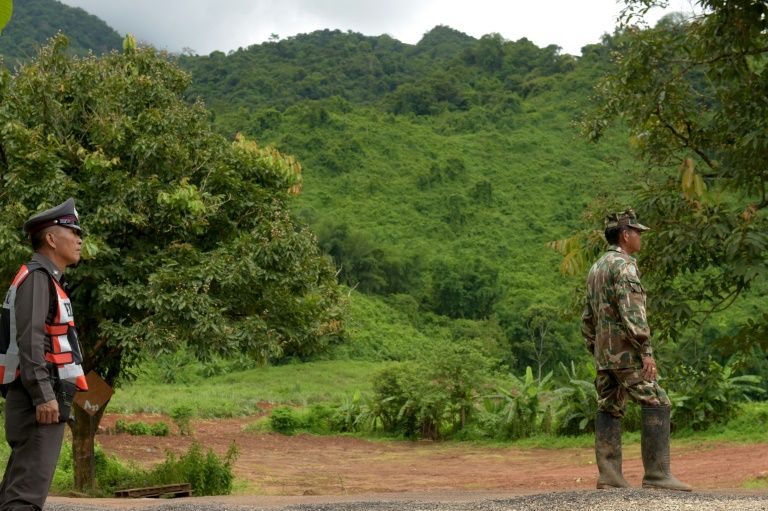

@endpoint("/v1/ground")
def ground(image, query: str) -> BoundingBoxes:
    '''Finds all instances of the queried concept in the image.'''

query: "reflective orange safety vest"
[0,262,88,391]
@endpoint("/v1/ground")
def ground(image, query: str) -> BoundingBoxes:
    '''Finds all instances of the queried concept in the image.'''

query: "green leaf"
[0,0,12,34]
[524,366,534,386]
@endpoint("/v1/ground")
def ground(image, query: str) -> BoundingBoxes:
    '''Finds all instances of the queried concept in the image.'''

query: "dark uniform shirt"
[581,245,653,370]
[15,253,63,405]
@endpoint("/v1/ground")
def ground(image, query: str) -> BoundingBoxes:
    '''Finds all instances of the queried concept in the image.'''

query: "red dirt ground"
[93,412,768,496]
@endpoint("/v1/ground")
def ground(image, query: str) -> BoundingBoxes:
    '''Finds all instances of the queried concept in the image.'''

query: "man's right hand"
[36,399,59,424]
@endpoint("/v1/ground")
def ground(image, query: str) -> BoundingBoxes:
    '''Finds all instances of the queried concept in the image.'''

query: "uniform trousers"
[0,380,65,511]
[596,367,671,417]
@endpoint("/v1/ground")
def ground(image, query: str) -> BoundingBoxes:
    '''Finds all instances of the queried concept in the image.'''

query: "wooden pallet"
[114,483,192,498]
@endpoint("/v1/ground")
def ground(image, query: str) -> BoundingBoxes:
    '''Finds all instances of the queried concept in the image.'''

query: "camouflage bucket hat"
[604,208,650,232]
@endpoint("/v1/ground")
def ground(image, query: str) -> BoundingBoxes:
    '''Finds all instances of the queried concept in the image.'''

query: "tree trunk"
[69,403,108,491]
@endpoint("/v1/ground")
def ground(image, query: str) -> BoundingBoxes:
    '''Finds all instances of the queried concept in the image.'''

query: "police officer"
[0,198,88,510]
[582,208,691,491]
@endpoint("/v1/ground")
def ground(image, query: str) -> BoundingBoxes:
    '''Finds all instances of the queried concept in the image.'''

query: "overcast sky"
[58,0,696,56]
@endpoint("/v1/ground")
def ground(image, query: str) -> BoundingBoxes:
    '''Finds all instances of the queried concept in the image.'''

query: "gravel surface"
[45,489,768,511]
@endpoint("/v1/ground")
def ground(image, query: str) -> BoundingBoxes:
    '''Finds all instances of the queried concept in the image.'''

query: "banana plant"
[554,360,598,434]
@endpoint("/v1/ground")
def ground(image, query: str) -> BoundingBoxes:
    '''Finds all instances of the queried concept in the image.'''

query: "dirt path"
[91,413,768,496]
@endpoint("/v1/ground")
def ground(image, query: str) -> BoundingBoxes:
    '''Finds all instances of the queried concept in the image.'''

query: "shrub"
[171,406,194,436]
[140,442,238,496]
[270,407,301,434]
[249,404,344,435]
[157,351,199,384]
[150,422,170,437]
[666,358,765,431]
[52,442,144,496]
[300,404,336,435]
[331,391,378,433]
[368,364,414,434]
[242,417,271,433]
[367,341,494,439]
[554,361,597,435]
[59,442,238,497]
[114,419,169,436]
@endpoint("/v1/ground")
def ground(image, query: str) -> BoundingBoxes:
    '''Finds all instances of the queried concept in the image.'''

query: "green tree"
[369,340,493,439]
[0,36,344,490]
[575,0,768,347]
[315,222,421,294]
[463,33,504,72]
[428,258,500,320]
[389,82,438,115]
[521,304,561,383]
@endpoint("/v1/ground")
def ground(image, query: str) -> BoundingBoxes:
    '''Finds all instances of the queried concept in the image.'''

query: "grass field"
[109,359,391,417]
[110,354,768,446]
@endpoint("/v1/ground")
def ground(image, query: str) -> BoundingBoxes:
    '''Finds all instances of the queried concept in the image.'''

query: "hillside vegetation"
[176,23,767,384]
[0,4,765,436]
[178,28,659,372]
[0,0,121,66]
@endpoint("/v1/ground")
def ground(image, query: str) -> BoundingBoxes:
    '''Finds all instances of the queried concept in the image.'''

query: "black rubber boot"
[641,406,692,491]
[595,411,631,489]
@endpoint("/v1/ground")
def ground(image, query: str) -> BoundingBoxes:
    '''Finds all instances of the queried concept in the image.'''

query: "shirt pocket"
[626,279,646,307]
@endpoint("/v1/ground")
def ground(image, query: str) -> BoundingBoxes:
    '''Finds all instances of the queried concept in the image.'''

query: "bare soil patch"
[93,413,768,496]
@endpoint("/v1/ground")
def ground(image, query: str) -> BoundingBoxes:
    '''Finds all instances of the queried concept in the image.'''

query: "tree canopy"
[577,0,768,350]
[0,35,345,487]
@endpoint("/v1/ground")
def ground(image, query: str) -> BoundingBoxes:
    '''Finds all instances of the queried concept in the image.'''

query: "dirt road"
[91,413,768,495]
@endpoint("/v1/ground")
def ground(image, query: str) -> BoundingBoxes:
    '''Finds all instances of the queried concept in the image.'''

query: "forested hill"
[0,0,121,66]
[178,26,582,123]
[0,0,640,370]
[3,1,733,375]
[175,27,641,370]
[180,26,478,109]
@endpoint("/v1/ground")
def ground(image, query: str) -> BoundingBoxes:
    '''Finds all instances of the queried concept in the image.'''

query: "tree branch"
[698,46,768,66]
[692,286,742,316]
[655,105,717,170]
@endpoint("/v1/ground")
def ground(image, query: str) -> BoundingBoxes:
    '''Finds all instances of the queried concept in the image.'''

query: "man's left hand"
[642,355,657,381]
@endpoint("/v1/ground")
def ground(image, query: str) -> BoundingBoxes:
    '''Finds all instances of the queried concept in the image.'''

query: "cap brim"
[632,223,650,232]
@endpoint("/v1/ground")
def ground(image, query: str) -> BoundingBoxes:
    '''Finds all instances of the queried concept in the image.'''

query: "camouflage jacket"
[581,245,653,370]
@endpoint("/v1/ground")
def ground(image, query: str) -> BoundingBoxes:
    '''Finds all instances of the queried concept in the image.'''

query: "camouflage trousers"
[596,368,671,417]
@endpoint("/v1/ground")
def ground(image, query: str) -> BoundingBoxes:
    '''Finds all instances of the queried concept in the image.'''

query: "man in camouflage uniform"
[582,208,691,491]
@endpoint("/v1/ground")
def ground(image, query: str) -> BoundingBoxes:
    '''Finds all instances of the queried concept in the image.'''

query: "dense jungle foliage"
[0,0,766,452]
[176,21,768,388]
[175,26,631,374]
